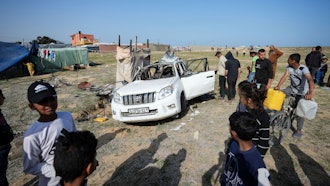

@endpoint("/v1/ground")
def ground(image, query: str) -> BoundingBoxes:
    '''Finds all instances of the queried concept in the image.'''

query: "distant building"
[70,31,95,46]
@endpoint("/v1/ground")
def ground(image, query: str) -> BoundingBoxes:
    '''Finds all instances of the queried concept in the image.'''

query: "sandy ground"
[3,50,330,186]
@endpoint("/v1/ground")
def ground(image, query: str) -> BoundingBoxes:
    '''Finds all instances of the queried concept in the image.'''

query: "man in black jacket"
[305,46,322,82]
[225,51,241,101]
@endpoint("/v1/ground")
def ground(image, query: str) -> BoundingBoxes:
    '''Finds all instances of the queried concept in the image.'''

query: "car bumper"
[111,94,180,122]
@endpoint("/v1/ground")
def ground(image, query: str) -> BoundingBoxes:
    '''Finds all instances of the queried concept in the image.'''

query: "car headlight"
[113,92,122,104]
[159,85,174,100]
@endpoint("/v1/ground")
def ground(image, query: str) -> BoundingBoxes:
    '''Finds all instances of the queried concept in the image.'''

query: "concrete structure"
[70,31,95,46]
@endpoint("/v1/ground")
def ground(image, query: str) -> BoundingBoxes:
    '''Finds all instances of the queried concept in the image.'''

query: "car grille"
[123,92,155,105]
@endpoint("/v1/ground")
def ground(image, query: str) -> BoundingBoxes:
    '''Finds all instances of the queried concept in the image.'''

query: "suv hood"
[116,77,175,95]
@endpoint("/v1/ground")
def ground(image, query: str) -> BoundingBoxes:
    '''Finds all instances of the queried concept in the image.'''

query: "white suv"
[111,53,215,123]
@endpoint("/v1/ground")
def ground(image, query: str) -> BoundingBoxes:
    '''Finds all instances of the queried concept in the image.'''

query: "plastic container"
[264,88,286,111]
[296,99,318,120]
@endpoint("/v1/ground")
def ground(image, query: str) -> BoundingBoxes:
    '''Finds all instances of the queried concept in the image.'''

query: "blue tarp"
[0,42,29,72]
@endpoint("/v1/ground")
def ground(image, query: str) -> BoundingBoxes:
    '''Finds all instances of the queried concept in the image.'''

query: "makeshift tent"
[115,46,150,88]
[0,42,29,73]
[32,47,89,73]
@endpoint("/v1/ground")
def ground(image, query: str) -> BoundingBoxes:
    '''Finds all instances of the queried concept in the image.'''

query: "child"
[54,130,98,186]
[238,80,270,158]
[247,51,258,83]
[0,89,15,186]
[23,81,77,186]
[221,112,271,185]
[315,55,328,86]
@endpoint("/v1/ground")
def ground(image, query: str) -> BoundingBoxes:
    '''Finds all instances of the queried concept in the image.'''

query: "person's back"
[225,51,241,101]
[225,51,240,80]
[23,81,77,186]
[221,112,270,185]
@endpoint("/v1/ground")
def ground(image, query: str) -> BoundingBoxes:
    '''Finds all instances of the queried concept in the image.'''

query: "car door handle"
[206,75,213,78]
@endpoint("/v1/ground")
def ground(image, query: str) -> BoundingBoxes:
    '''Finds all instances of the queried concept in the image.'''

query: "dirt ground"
[2,49,330,186]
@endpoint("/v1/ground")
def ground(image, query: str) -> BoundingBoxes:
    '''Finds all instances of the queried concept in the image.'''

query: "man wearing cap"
[23,81,77,186]
[215,51,227,100]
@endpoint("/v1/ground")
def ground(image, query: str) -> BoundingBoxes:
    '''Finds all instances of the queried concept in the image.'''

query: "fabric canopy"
[115,46,150,88]
[0,42,29,72]
[33,47,89,72]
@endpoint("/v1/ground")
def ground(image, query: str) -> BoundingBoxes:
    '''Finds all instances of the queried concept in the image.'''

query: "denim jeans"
[247,72,255,83]
[315,70,325,85]
[0,144,11,186]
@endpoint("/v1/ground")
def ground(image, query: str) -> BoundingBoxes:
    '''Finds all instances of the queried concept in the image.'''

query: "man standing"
[275,53,314,138]
[225,51,241,101]
[215,51,227,100]
[305,46,322,82]
[268,45,283,79]
[254,49,273,89]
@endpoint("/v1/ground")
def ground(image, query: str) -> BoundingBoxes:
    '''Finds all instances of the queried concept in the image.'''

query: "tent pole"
[135,36,137,51]
[130,40,132,52]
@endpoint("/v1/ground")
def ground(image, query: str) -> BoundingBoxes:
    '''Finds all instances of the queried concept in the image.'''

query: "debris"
[78,81,92,90]
[77,111,89,122]
[170,123,186,131]
[190,110,200,116]
[93,117,108,122]
[194,131,199,140]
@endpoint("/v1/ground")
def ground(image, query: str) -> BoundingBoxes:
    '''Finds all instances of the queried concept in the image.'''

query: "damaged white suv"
[111,53,215,123]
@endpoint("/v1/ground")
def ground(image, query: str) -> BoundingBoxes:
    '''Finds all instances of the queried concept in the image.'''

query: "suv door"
[176,61,214,100]
[181,71,215,100]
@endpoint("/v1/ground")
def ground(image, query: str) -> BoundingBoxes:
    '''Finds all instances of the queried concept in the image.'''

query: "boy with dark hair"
[54,130,98,186]
[221,112,270,185]
[23,81,77,186]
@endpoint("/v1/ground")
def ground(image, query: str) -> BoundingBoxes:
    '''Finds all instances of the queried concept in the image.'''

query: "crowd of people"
[0,45,326,185]
[215,45,323,184]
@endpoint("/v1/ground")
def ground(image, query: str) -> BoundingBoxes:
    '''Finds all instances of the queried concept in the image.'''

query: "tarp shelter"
[115,46,150,88]
[32,47,89,73]
[0,42,29,73]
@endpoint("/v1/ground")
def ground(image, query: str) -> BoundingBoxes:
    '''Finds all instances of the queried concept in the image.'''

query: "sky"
[1,0,330,47]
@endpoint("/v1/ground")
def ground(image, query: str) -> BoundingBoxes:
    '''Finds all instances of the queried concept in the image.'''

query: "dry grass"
[2,47,330,186]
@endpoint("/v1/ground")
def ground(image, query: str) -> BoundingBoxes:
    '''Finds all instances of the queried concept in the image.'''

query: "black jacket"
[306,51,322,68]
[225,51,241,80]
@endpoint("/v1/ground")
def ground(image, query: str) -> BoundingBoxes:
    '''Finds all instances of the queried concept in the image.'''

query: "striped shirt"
[250,109,270,158]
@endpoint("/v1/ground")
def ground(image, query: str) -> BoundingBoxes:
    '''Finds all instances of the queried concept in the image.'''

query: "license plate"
[128,107,149,114]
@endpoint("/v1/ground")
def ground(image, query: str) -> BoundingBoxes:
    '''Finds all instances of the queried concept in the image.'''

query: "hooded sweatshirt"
[225,51,241,80]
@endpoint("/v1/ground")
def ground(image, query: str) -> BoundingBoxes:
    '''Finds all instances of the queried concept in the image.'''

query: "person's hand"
[304,92,313,100]
[274,85,280,90]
